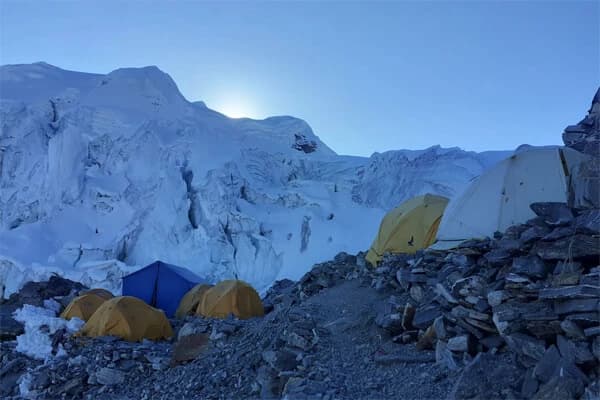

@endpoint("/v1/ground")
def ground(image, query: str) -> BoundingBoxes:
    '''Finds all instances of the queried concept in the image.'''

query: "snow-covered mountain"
[0,62,510,296]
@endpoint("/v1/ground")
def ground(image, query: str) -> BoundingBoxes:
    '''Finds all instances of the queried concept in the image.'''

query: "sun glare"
[217,98,256,119]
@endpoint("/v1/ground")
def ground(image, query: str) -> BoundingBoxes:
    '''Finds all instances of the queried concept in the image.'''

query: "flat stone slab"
[538,285,600,300]
[554,298,599,314]
[534,235,600,260]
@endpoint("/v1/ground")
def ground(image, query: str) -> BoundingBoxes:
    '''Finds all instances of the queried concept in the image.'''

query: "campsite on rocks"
[1,2,599,399]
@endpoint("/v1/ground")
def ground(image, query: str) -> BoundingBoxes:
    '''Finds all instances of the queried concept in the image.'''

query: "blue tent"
[122,261,206,317]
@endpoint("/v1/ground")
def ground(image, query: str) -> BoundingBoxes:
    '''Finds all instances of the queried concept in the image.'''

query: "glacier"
[0,62,511,296]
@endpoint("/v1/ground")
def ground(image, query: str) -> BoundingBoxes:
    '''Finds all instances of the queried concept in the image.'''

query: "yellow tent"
[175,283,213,319]
[78,296,173,342]
[366,194,449,267]
[197,280,264,319]
[60,293,107,321]
[81,288,114,300]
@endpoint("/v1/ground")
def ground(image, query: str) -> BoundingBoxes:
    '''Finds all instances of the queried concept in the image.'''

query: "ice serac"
[351,146,510,210]
[0,62,509,295]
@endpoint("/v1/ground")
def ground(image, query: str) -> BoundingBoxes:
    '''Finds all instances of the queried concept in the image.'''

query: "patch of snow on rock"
[13,303,84,360]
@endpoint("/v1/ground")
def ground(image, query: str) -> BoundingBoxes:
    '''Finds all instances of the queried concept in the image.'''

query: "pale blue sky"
[1,1,598,156]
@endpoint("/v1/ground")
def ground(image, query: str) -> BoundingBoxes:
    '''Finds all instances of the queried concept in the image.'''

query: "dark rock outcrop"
[0,275,85,342]
[562,87,600,208]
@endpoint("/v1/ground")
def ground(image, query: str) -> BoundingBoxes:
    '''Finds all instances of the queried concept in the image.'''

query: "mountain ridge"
[0,62,511,295]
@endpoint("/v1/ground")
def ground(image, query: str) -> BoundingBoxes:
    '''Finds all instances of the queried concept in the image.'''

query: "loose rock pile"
[1,201,598,399]
[374,202,600,399]
[1,253,456,400]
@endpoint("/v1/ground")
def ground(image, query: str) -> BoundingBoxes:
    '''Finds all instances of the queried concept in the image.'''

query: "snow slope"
[0,62,511,295]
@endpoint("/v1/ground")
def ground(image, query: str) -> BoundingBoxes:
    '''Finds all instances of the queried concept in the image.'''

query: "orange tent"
[197,280,264,319]
[81,288,114,300]
[60,293,107,321]
[175,283,213,318]
[78,296,173,342]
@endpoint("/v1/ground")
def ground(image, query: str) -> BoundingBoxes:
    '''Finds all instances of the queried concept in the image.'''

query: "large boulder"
[2,275,85,308]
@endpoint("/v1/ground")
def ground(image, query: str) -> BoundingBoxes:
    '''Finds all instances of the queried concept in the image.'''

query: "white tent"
[431,147,589,249]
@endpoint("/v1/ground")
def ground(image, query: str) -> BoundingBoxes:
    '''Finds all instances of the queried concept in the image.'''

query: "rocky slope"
[1,201,598,399]
[0,62,510,295]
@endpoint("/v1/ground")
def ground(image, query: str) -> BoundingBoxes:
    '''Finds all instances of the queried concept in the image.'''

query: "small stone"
[542,226,576,242]
[49,377,84,397]
[554,298,599,314]
[95,367,124,386]
[533,345,561,383]
[566,312,600,326]
[534,235,600,260]
[397,269,427,284]
[521,368,539,399]
[554,261,582,274]
[447,335,470,353]
[581,270,600,285]
[494,238,522,252]
[286,332,310,350]
[87,374,97,385]
[455,317,487,339]
[262,349,299,372]
[373,351,435,365]
[416,325,437,350]
[450,305,487,321]
[334,252,356,264]
[592,337,600,361]
[171,333,209,365]
[505,273,532,285]
[584,326,600,337]
[533,375,583,400]
[282,377,306,397]
[511,256,549,279]
[487,290,511,307]
[0,309,24,341]
[484,249,514,266]
[561,320,586,339]
[218,321,239,335]
[557,335,578,364]
[480,335,504,350]
[409,285,425,302]
[375,310,403,335]
[434,283,458,304]
[412,305,442,329]
[583,381,600,400]
[505,333,546,361]
[572,342,594,365]
[432,316,447,340]
[539,285,600,300]
[145,354,169,370]
[451,352,525,399]
[401,303,415,330]
[550,272,581,287]
[435,340,458,371]
[178,321,209,339]
[0,358,25,378]
[575,209,600,233]
[526,320,563,338]
[520,225,551,243]
[529,202,574,225]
